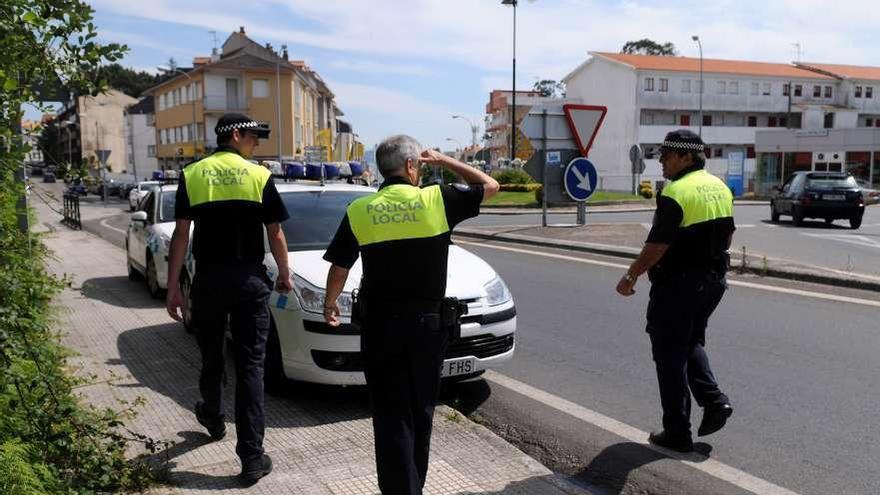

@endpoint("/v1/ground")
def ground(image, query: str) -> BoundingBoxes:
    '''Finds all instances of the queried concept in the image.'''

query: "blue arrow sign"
[563,158,598,202]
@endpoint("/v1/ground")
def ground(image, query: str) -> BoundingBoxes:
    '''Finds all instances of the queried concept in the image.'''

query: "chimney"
[239,26,245,34]
[281,44,289,61]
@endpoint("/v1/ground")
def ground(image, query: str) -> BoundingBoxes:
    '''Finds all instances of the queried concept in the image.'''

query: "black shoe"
[698,403,733,437]
[239,454,273,485]
[194,401,226,441]
[648,430,694,453]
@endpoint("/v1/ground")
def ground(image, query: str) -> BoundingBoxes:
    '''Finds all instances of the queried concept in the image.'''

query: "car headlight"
[292,274,352,316]
[484,276,512,306]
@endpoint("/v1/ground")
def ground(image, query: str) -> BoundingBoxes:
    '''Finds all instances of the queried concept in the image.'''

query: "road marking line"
[100,218,127,234]
[485,370,801,495]
[456,240,880,308]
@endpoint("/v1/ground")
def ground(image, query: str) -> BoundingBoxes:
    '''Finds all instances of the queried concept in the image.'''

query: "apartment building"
[562,52,856,191]
[485,89,559,165]
[753,62,880,193]
[54,89,138,174]
[147,27,346,168]
[124,96,159,181]
[21,119,43,165]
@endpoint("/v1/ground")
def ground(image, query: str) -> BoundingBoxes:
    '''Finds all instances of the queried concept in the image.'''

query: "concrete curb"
[455,228,880,292]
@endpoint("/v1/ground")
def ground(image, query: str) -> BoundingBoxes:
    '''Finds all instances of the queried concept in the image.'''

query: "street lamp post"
[691,35,703,137]
[159,66,200,166]
[502,0,517,162]
[452,114,479,162]
[445,137,464,161]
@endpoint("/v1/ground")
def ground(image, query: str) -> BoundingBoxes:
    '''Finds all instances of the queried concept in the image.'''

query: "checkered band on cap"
[215,121,260,134]
[661,140,705,152]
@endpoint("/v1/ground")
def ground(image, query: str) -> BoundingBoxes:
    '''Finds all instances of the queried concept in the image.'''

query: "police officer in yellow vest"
[322,135,499,494]
[616,130,735,453]
[166,113,292,484]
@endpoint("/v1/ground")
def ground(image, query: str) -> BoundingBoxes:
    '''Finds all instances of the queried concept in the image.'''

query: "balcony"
[639,124,771,144]
[202,96,249,114]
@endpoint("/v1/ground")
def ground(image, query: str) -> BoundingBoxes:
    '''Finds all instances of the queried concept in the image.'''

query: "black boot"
[698,403,733,437]
[649,430,694,453]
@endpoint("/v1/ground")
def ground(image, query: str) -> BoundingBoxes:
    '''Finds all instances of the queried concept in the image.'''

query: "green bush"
[500,183,541,192]
[491,169,535,185]
[534,184,543,204]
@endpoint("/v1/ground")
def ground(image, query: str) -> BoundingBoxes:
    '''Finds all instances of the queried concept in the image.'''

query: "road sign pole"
[576,201,585,225]
[541,109,548,228]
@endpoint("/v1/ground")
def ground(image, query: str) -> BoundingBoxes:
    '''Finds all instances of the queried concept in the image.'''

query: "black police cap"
[660,129,705,153]
[215,113,270,139]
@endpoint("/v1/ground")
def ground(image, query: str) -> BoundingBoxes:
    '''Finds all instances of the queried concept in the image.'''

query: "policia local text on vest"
[322,136,499,495]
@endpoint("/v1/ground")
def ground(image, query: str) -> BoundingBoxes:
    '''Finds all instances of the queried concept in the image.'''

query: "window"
[763,83,771,96]
[779,116,788,128]
[751,82,759,95]
[867,87,874,99]
[824,86,832,98]
[680,114,690,126]
[146,113,155,126]
[703,114,712,126]
[714,148,723,158]
[794,84,802,97]
[644,77,654,91]
[768,116,777,127]
[747,146,755,159]
[147,145,156,157]
[856,86,863,98]
[783,83,790,96]
[717,81,726,94]
[814,85,822,98]
[172,89,178,106]
[185,85,191,102]
[640,111,654,125]
[160,129,167,145]
[729,81,739,95]
[196,123,204,141]
[867,118,874,127]
[747,115,757,127]
[158,94,165,111]
[173,127,180,143]
[659,78,668,92]
[682,79,691,93]
[824,112,834,129]
[252,79,269,98]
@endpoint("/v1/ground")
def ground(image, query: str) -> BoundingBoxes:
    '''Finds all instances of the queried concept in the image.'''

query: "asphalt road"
[448,238,880,495]
[464,204,880,276]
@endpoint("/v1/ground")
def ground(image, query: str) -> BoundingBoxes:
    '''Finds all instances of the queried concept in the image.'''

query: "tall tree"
[532,79,566,98]
[97,63,173,98]
[621,39,677,56]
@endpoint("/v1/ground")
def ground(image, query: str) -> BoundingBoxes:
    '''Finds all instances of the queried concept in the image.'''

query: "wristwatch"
[623,272,636,283]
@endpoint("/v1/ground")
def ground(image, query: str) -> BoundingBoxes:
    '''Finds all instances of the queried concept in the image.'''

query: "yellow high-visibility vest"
[661,169,734,227]
[183,151,271,206]
[347,184,449,246]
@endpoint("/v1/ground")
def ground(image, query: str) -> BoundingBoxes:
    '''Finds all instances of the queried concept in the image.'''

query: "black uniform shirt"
[175,146,289,265]
[646,165,736,281]
[323,176,483,302]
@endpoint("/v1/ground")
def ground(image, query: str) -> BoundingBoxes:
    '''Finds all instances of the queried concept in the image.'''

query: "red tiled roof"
[592,52,835,80]
[795,62,880,81]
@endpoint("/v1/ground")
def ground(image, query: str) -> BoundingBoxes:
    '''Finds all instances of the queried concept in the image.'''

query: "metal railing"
[62,192,82,230]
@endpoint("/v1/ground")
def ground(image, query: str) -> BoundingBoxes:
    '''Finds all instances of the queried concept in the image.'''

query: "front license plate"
[823,194,845,200]
[441,357,476,377]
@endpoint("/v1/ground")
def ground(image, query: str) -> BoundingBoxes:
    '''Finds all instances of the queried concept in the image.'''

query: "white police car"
[128,180,162,212]
[180,182,516,386]
[125,184,180,298]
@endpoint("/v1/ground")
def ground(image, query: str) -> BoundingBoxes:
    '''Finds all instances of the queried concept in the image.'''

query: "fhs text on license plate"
[441,357,477,377]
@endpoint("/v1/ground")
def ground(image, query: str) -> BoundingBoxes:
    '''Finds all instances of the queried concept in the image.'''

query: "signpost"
[629,144,645,195]
[96,149,111,204]
[727,151,744,197]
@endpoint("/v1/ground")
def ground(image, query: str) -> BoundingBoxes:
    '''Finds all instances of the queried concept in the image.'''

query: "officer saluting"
[166,113,292,484]
[616,130,735,453]
[322,135,499,494]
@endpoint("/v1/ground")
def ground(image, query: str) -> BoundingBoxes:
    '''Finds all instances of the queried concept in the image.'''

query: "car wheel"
[126,241,141,281]
[146,254,164,299]
[180,273,197,334]
[850,215,863,229]
[792,206,804,227]
[770,203,780,222]
[264,318,290,395]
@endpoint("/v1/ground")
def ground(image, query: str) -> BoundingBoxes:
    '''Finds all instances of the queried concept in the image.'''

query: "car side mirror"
[131,211,148,223]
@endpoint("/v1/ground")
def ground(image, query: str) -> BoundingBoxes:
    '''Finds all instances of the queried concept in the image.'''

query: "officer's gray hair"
[376,135,422,178]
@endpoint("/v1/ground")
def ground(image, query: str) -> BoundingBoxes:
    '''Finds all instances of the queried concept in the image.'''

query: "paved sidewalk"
[31,195,590,494]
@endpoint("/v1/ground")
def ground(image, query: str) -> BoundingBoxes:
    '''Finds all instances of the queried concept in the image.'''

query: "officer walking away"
[322,135,499,494]
[165,113,293,484]
[615,130,735,453]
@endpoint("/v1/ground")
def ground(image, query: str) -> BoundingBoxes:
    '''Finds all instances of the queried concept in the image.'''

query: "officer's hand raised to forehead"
[418,149,448,165]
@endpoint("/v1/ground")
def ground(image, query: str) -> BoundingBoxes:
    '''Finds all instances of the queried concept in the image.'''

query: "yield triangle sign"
[563,104,607,158]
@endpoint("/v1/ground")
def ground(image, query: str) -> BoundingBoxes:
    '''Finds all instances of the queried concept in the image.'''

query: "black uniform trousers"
[646,270,729,438]
[192,263,272,462]
[361,310,449,495]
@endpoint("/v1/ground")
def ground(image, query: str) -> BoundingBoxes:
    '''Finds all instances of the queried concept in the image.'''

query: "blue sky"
[26,0,880,150]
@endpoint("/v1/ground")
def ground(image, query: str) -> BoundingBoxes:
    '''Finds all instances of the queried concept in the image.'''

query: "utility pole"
[692,35,703,137]
[502,0,518,162]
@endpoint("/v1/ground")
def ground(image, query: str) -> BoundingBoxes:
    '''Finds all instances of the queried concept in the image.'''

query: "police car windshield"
[159,190,176,222]
[280,190,371,251]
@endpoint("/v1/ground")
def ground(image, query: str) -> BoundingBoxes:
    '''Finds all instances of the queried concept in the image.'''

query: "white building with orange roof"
[562,52,866,192]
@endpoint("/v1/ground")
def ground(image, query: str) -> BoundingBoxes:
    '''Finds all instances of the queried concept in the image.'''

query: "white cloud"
[325,59,431,77]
